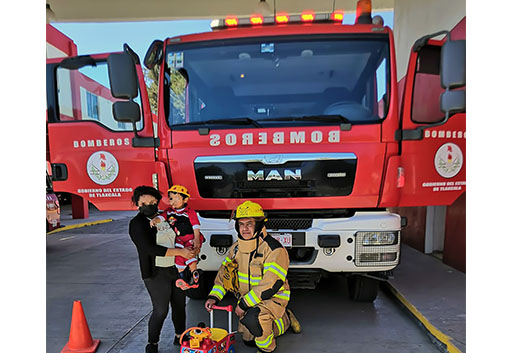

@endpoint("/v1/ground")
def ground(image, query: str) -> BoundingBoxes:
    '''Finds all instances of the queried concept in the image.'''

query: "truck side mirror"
[107,52,139,99]
[440,90,465,115]
[144,40,164,70]
[112,101,141,123]
[441,40,466,89]
[440,39,466,117]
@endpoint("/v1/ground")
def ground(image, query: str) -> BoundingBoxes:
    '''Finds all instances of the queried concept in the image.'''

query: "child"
[151,184,205,290]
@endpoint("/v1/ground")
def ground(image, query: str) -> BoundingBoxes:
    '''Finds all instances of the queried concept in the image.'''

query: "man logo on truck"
[248,169,302,181]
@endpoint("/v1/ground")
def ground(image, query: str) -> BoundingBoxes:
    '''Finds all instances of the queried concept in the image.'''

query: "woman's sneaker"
[173,334,181,346]
[145,343,158,353]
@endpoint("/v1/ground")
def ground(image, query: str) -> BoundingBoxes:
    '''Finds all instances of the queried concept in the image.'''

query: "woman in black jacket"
[129,186,198,353]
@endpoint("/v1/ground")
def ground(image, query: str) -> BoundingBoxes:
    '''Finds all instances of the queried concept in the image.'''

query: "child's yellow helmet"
[168,184,190,198]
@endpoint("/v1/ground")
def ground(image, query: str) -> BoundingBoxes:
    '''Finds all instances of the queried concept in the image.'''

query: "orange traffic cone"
[61,300,101,353]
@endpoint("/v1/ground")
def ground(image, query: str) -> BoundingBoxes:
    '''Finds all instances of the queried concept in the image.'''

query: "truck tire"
[185,270,215,300]
[347,275,379,302]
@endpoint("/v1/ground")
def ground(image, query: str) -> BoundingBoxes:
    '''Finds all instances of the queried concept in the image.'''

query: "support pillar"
[71,194,89,219]
[444,193,466,272]
[424,206,446,254]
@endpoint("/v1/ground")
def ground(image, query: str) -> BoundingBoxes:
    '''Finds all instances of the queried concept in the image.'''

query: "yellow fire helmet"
[233,200,266,220]
[168,184,190,198]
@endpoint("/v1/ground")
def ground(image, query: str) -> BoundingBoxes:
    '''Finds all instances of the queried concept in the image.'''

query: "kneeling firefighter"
[205,201,301,352]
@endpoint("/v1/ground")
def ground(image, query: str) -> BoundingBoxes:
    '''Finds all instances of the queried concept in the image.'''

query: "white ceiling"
[46,0,394,23]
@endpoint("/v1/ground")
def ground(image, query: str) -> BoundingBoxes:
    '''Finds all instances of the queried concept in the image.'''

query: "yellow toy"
[179,305,236,353]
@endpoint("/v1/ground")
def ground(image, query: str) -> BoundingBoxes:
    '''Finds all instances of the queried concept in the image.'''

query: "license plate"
[269,232,293,248]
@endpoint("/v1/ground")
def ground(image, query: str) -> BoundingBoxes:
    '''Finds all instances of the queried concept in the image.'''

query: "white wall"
[393,0,466,79]
[46,43,68,59]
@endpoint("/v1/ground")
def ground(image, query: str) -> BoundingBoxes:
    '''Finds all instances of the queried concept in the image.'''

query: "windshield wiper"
[180,117,262,128]
[175,117,263,135]
[258,115,352,130]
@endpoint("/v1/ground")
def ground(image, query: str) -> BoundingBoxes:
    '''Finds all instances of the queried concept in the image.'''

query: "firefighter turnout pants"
[239,298,291,352]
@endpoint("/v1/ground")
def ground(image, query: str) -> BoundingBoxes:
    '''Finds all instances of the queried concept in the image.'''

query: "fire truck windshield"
[165,35,390,129]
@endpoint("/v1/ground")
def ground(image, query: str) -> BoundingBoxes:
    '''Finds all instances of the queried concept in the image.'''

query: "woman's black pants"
[143,266,186,343]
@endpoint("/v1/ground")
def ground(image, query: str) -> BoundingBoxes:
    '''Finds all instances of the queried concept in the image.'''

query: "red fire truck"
[46,3,465,301]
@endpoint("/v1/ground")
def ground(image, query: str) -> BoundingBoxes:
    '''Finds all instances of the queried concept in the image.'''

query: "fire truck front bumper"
[199,211,401,273]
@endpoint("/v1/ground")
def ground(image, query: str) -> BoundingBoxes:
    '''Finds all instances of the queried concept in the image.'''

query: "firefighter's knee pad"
[240,307,263,337]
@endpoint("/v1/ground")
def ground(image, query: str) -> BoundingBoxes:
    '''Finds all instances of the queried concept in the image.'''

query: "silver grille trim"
[195,152,357,165]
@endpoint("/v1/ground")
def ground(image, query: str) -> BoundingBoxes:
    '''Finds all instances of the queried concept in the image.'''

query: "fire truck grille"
[266,218,312,230]
[194,153,357,199]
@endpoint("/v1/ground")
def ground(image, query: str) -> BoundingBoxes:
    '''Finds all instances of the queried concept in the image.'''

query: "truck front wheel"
[347,275,379,302]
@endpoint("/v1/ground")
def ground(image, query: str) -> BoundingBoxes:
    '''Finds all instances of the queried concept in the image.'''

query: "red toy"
[179,305,236,353]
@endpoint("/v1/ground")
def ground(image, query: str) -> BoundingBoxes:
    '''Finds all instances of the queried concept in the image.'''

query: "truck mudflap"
[196,211,401,273]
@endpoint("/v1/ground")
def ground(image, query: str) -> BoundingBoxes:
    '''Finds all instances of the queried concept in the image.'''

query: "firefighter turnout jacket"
[208,231,292,352]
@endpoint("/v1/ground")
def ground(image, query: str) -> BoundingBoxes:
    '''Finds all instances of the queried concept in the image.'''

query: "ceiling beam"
[47,0,394,23]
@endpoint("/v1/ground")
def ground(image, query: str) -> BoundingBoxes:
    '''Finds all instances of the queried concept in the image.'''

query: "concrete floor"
[47,217,442,353]
[390,245,466,352]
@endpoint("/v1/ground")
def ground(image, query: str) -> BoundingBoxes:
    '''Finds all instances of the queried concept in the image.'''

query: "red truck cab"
[46,9,465,300]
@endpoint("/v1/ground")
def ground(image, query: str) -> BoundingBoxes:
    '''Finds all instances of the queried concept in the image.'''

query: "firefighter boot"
[286,308,301,334]
[256,348,276,353]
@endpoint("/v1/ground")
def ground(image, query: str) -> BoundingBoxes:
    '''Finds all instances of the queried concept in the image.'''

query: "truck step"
[287,271,321,289]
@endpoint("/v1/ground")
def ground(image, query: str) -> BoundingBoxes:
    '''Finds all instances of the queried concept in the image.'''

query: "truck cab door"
[395,35,466,207]
[46,49,157,210]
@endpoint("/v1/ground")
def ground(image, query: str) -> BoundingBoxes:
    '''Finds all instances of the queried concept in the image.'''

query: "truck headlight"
[360,232,397,246]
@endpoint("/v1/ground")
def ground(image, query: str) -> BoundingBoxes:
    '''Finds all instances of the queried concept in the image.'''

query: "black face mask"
[139,204,158,218]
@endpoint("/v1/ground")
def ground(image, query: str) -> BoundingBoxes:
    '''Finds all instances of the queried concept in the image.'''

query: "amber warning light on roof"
[275,13,290,23]
[250,14,264,25]
[225,16,238,27]
[332,11,344,21]
[301,11,315,22]
[211,11,345,30]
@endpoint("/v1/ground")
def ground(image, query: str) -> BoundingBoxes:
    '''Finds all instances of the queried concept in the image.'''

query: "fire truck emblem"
[86,151,119,185]
[434,143,463,178]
